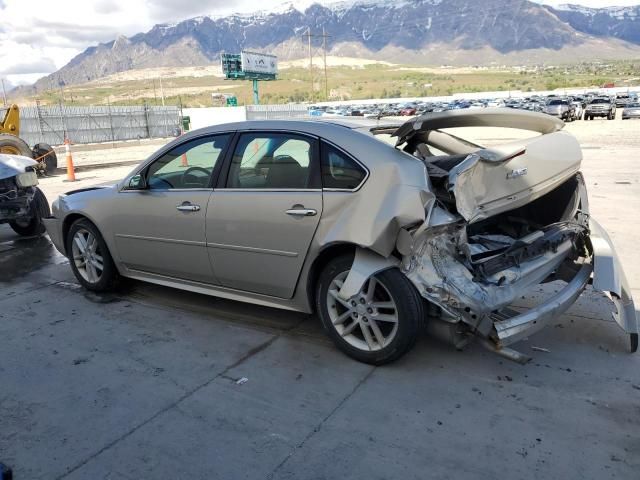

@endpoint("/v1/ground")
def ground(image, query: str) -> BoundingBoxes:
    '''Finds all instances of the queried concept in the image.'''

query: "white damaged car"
[1,153,50,236]
[44,109,637,364]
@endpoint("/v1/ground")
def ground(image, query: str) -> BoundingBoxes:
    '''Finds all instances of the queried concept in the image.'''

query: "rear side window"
[226,133,314,189]
[321,143,367,190]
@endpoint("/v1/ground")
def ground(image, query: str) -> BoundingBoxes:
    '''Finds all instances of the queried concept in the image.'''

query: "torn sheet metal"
[401,224,584,336]
[338,248,399,300]
[589,217,639,337]
[316,153,435,258]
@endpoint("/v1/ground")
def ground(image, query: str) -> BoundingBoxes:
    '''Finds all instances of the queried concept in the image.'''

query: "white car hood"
[0,153,37,181]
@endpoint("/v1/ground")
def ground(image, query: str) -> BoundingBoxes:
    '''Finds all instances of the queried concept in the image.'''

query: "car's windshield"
[548,100,567,105]
[627,102,640,108]
[591,98,610,104]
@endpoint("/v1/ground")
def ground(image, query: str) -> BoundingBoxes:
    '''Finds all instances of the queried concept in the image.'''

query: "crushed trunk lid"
[392,109,580,223]
[448,132,582,222]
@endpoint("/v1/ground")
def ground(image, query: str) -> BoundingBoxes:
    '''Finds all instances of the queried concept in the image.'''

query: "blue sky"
[1,0,638,86]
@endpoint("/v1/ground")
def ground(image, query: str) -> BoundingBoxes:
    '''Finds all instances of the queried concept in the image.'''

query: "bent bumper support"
[492,262,593,347]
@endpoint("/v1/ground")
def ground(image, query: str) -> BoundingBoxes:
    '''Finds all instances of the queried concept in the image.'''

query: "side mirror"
[127,174,147,190]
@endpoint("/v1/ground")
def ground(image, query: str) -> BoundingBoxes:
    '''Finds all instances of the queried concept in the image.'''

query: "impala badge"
[507,167,528,179]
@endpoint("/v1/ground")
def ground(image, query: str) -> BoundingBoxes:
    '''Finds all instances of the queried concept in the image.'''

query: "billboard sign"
[241,51,278,76]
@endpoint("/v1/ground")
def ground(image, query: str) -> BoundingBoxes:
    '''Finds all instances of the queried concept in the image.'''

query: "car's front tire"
[316,254,423,365]
[66,218,120,291]
[9,187,50,236]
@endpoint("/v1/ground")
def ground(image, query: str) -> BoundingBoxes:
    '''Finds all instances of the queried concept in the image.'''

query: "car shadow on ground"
[2,227,635,364]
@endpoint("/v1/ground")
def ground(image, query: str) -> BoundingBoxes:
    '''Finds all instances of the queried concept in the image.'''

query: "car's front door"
[206,132,322,298]
[112,134,231,283]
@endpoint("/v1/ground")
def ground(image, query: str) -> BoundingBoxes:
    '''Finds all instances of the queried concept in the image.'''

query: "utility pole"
[303,29,331,102]
[152,79,158,105]
[322,27,330,101]
[159,76,166,107]
[306,27,313,103]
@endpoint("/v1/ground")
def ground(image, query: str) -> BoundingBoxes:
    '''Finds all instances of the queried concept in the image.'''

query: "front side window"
[147,134,230,189]
[321,143,367,190]
[226,133,313,189]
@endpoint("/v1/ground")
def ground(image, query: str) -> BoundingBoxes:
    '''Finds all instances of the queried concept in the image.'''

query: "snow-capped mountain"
[546,3,640,44]
[30,0,640,91]
[553,3,638,20]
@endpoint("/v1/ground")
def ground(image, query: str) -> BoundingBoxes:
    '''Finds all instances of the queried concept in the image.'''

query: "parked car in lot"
[399,106,417,116]
[622,101,640,120]
[584,97,616,120]
[44,110,638,364]
[0,153,50,236]
[543,99,576,121]
[615,94,631,108]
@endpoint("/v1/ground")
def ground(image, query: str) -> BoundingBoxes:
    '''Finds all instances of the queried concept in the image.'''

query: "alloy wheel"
[71,228,104,284]
[326,271,399,351]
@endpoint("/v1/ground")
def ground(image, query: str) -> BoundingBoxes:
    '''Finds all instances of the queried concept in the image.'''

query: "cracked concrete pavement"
[1,117,639,479]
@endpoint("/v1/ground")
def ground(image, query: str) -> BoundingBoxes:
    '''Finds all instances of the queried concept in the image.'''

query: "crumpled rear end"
[400,172,638,358]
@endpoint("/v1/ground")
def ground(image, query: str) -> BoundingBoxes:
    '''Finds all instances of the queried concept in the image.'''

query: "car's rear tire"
[32,143,58,175]
[316,254,423,365]
[9,187,50,236]
[66,218,120,292]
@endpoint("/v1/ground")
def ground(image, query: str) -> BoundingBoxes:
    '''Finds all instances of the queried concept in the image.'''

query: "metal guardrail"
[17,104,181,146]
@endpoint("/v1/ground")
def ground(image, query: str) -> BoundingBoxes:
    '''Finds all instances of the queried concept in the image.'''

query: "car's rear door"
[205,131,322,298]
[112,134,231,283]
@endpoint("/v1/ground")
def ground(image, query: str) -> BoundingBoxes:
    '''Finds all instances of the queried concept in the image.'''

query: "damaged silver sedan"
[44,110,637,364]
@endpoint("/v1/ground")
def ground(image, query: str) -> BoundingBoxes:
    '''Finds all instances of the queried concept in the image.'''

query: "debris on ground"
[236,377,249,385]
[531,346,551,353]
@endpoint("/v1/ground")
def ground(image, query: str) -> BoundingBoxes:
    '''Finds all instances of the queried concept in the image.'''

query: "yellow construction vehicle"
[0,104,57,174]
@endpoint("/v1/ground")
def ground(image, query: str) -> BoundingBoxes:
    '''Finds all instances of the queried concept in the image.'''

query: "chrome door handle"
[176,203,200,212]
[286,208,317,217]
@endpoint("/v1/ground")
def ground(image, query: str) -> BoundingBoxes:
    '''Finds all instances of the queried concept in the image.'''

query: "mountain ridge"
[24,0,640,93]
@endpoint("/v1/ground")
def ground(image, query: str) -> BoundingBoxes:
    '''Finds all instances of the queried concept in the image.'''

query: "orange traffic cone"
[181,153,189,167]
[64,138,76,182]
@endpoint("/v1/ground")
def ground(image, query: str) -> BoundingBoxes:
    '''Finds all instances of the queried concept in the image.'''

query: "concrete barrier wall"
[18,104,181,147]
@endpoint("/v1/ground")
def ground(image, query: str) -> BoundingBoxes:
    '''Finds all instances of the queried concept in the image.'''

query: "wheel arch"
[61,213,111,258]
[306,242,357,312]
